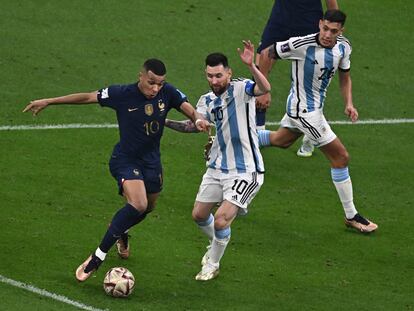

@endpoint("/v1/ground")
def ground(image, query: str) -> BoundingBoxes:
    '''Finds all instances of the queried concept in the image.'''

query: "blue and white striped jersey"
[275,33,352,117]
[196,79,265,174]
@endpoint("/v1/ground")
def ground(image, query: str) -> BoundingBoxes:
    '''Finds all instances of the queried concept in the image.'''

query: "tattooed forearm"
[165,119,199,133]
[268,45,276,59]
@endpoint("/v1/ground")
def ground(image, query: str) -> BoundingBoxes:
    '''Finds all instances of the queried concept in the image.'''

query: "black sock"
[99,203,143,253]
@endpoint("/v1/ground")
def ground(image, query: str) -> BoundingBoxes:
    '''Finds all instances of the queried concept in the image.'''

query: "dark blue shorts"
[109,155,163,195]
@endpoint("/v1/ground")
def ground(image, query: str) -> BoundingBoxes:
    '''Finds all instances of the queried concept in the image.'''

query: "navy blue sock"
[119,212,149,241]
[99,203,143,253]
[256,108,266,127]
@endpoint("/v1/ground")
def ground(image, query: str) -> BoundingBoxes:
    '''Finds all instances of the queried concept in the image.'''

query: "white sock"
[209,227,231,265]
[95,247,107,261]
[333,178,358,219]
[331,167,358,219]
[196,214,215,241]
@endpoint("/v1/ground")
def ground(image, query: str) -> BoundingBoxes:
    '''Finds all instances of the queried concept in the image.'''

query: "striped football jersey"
[196,79,264,174]
[274,33,352,118]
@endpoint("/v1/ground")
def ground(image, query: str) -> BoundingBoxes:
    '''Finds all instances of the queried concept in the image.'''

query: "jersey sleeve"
[97,85,123,109]
[274,36,307,61]
[165,84,188,110]
[338,41,352,71]
[195,96,211,122]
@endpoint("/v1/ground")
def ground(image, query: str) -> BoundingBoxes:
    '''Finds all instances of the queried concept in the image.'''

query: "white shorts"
[280,111,337,147]
[196,168,264,213]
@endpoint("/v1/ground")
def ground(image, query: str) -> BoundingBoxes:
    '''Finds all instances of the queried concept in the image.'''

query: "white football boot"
[296,136,315,157]
[201,244,211,266]
[195,261,219,281]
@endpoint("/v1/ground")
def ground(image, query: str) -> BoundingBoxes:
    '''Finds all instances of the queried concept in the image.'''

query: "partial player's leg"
[193,170,222,270]
[76,156,162,282]
[195,200,239,281]
[76,180,152,281]
[320,138,378,233]
[116,165,162,260]
[192,201,218,266]
[258,126,301,148]
[195,172,264,281]
[116,191,159,259]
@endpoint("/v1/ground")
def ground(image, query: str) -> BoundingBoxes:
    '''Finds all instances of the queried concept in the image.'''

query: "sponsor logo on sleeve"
[281,43,291,53]
[101,88,109,99]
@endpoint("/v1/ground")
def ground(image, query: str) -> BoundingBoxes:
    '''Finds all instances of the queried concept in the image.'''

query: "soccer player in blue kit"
[255,0,338,157]
[23,58,210,282]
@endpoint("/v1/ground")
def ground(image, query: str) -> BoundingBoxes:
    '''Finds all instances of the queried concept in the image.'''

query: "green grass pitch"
[0,1,413,310]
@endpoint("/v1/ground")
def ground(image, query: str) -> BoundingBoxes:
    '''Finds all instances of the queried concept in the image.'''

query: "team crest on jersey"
[158,100,165,112]
[145,103,154,116]
[281,43,290,53]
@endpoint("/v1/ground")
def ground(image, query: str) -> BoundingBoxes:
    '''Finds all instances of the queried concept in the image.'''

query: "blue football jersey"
[97,82,187,164]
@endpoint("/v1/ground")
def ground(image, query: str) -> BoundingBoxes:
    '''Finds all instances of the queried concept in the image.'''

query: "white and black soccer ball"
[103,267,135,298]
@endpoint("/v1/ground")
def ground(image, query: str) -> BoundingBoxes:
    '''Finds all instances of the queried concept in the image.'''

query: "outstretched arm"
[339,70,358,122]
[178,101,210,132]
[23,91,98,116]
[255,46,275,109]
[165,119,199,133]
[238,40,271,96]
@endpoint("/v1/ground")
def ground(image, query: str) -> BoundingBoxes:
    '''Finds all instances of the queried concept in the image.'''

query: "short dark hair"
[323,9,347,26]
[205,53,229,68]
[143,58,166,75]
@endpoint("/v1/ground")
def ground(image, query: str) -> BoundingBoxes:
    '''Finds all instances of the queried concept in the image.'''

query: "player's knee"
[192,209,205,222]
[339,150,350,166]
[214,216,230,230]
[332,150,350,168]
[128,199,148,213]
[269,132,294,148]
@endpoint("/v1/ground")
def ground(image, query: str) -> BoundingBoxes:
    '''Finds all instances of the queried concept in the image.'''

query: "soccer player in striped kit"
[193,41,271,281]
[258,10,378,233]
[255,0,339,157]
[166,41,271,281]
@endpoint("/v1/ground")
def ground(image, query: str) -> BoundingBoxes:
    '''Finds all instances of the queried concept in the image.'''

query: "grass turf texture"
[0,0,413,310]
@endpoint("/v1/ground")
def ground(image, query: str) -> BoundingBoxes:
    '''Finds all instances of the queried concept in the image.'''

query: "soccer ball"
[103,267,135,298]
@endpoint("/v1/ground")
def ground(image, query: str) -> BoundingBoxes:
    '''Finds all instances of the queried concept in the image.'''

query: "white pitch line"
[0,118,413,131]
[0,123,118,131]
[266,118,414,126]
[0,275,109,311]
